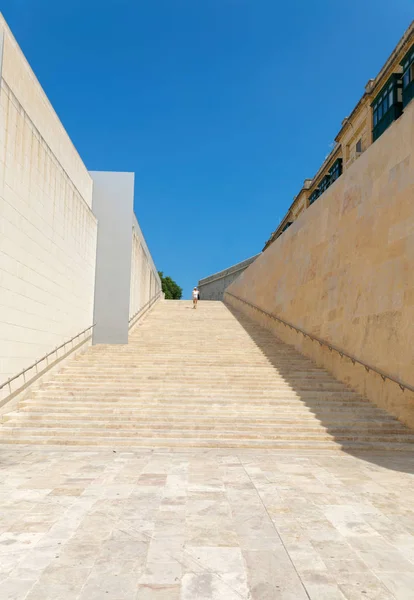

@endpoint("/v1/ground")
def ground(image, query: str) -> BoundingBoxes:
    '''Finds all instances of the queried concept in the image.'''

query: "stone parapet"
[198,255,260,300]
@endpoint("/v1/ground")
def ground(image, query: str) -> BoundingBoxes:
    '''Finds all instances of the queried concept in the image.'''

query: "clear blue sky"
[2,1,412,298]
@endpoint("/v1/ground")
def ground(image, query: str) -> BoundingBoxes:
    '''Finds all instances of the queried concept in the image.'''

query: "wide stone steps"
[38,380,348,390]
[1,422,410,439]
[18,400,379,413]
[18,393,371,403]
[0,299,413,450]
[0,434,412,452]
[3,413,404,429]
[66,357,326,363]
[44,370,343,389]
[1,425,413,442]
[21,400,376,418]
[13,407,393,422]
[31,385,360,394]
[29,394,362,404]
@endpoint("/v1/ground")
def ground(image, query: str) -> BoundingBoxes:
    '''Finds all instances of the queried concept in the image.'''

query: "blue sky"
[2,1,413,298]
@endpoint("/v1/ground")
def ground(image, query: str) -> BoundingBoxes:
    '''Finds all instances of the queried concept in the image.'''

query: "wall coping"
[132,213,161,286]
[199,254,260,286]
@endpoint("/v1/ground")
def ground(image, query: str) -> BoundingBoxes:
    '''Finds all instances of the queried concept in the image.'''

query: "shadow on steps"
[226,304,414,475]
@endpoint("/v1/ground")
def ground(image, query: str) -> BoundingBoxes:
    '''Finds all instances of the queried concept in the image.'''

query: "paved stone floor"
[1,447,414,599]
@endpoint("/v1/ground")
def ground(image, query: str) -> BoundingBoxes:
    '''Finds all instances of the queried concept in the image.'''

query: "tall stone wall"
[129,214,162,323]
[0,18,97,390]
[198,255,260,300]
[226,100,414,428]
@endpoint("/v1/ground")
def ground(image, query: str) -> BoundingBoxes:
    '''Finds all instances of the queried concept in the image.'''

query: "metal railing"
[0,290,163,396]
[129,290,163,326]
[225,291,414,393]
[0,324,95,394]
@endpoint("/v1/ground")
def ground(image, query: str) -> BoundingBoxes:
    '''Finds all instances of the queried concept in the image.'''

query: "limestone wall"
[0,18,97,391]
[198,255,260,300]
[226,100,414,428]
[129,214,162,323]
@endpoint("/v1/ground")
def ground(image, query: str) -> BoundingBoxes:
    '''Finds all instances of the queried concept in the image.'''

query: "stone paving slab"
[0,446,413,599]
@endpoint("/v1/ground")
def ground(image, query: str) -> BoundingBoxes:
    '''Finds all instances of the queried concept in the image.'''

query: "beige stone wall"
[0,19,97,393]
[226,100,414,427]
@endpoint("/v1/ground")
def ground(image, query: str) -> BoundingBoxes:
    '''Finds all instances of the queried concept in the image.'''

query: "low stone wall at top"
[226,100,414,429]
[198,255,260,300]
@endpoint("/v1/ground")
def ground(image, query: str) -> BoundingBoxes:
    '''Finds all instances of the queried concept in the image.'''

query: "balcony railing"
[403,78,414,108]
[373,104,403,141]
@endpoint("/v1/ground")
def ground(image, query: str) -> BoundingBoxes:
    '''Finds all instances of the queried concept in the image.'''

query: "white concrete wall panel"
[91,172,134,344]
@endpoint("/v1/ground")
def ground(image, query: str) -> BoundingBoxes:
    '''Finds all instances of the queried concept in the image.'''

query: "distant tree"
[158,272,183,300]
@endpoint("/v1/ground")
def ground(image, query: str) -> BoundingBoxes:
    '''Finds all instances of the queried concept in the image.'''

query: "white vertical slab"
[91,171,134,344]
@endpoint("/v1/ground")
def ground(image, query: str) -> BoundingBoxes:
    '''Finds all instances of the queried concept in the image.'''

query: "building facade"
[264,21,414,250]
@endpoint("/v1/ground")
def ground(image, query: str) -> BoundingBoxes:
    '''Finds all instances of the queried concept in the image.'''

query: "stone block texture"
[129,214,161,321]
[0,17,97,389]
[227,100,414,428]
[198,255,260,300]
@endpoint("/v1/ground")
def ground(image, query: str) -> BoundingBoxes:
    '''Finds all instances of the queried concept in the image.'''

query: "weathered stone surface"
[0,446,413,598]
[226,101,414,428]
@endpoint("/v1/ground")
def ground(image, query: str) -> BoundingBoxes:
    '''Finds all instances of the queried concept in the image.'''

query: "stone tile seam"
[238,457,312,600]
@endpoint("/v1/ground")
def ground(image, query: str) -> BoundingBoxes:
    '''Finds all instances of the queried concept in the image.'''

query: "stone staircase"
[1,300,413,450]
